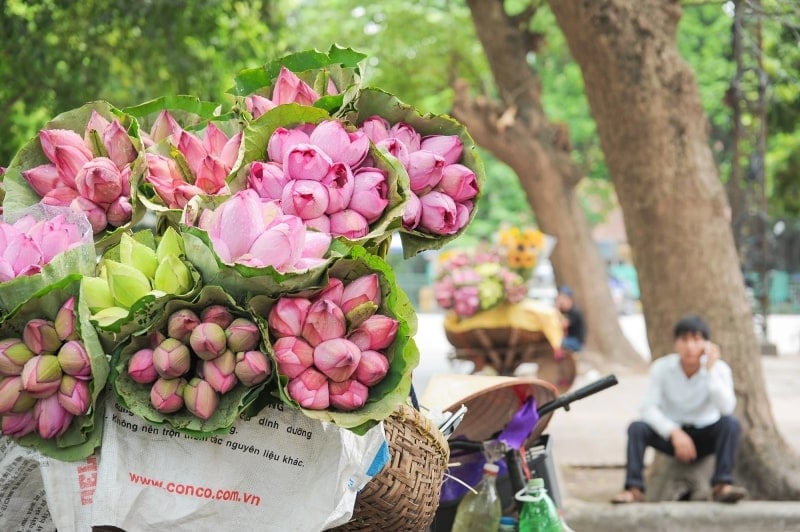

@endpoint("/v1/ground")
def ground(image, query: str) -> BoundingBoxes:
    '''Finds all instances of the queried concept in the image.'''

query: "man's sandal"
[610,488,644,504]
[712,484,748,503]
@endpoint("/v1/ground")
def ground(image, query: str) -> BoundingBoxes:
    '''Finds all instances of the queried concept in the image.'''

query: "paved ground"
[412,312,800,531]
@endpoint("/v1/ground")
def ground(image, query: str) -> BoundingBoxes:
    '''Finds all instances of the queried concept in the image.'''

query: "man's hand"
[670,428,697,463]
[704,341,721,370]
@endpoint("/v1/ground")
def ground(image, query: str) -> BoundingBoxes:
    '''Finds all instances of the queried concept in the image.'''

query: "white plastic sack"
[42,395,388,531]
[0,437,54,531]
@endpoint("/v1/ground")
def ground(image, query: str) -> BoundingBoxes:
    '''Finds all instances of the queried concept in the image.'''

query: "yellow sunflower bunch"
[497,226,545,278]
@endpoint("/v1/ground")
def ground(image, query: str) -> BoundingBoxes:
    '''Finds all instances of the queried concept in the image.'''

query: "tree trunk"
[548,0,800,498]
[454,0,644,370]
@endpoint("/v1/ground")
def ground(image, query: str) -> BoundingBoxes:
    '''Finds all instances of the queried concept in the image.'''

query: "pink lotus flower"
[0,339,34,376]
[407,151,445,194]
[0,223,42,281]
[200,350,238,394]
[341,274,381,316]
[421,135,464,165]
[329,379,369,411]
[225,318,260,352]
[374,138,410,168]
[19,164,65,197]
[189,323,228,361]
[101,118,138,169]
[349,168,389,223]
[248,161,289,201]
[194,189,330,272]
[419,191,460,235]
[322,163,355,214]
[69,196,108,234]
[152,338,192,378]
[57,375,91,416]
[402,192,422,230]
[272,66,323,106]
[54,297,79,342]
[283,144,333,182]
[329,209,369,239]
[267,127,311,164]
[313,338,361,382]
[0,376,28,415]
[234,350,271,387]
[355,350,390,386]
[128,348,158,384]
[436,163,478,201]
[316,277,344,307]
[244,94,277,119]
[56,340,91,379]
[147,110,184,145]
[23,319,61,355]
[309,120,370,168]
[301,299,346,347]
[348,314,399,351]
[287,367,329,410]
[183,377,219,420]
[268,297,311,338]
[1,410,36,438]
[273,336,314,379]
[167,309,201,343]
[150,377,186,414]
[281,179,330,219]
[34,394,73,439]
[201,306,234,329]
[106,196,133,227]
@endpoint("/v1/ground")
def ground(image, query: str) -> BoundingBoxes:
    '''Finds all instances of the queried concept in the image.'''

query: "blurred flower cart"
[434,228,577,392]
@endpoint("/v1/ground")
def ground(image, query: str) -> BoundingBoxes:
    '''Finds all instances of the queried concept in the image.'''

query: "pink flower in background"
[244,66,338,120]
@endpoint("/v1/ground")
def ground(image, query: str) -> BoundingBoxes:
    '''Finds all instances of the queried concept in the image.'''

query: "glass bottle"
[516,477,562,532]
[451,462,502,532]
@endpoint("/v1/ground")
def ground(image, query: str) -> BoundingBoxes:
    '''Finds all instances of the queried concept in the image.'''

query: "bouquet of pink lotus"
[0,46,483,451]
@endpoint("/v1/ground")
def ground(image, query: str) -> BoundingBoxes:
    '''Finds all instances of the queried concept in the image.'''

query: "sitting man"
[611,315,748,504]
[555,285,585,356]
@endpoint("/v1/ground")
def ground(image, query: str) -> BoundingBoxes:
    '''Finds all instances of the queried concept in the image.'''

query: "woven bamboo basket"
[333,403,450,531]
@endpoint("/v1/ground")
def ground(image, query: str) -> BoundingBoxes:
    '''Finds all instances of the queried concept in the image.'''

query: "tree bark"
[455,0,645,369]
[548,0,800,498]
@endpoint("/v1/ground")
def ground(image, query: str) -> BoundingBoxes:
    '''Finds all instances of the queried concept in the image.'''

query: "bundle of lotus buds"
[267,272,398,412]
[126,305,271,420]
[0,296,94,439]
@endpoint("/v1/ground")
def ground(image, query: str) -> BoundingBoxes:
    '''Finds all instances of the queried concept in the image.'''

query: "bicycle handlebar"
[537,373,618,417]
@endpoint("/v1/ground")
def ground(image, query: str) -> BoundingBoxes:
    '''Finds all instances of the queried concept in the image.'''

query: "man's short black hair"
[673,315,710,340]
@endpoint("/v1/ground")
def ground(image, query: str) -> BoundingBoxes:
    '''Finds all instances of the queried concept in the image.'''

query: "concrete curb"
[562,500,800,531]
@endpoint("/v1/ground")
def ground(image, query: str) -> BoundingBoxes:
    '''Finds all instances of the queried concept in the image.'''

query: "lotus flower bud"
[283,144,333,183]
[329,209,369,239]
[304,215,331,234]
[156,226,185,262]
[402,191,422,230]
[224,318,260,353]
[0,339,35,376]
[167,309,200,343]
[21,354,62,399]
[268,297,311,338]
[119,229,156,283]
[436,164,478,202]
[421,134,464,165]
[407,150,445,194]
[150,377,186,414]
[54,297,80,342]
[329,379,369,411]
[341,274,381,316]
[313,338,362,382]
[34,394,73,439]
[41,187,80,208]
[301,299,346,347]
[153,254,192,294]
[322,162,354,214]
[1,410,36,438]
[183,377,219,420]
[57,375,91,416]
[419,191,459,235]
[23,319,61,355]
[309,120,370,168]
[189,323,228,361]
[21,164,65,197]
[359,116,391,143]
[152,338,191,378]
[267,127,310,164]
[70,196,108,234]
[281,179,330,220]
[234,350,271,387]
[272,66,321,106]
[389,122,421,151]
[56,340,92,379]
[74,157,124,205]
[273,336,314,379]
[0,376,36,414]
[316,277,344,307]
[349,168,389,223]
[348,314,399,351]
[244,94,276,119]
[287,368,329,410]
[354,350,390,387]
[106,195,133,228]
[199,350,237,394]
[201,305,234,329]
[248,161,288,201]
[104,260,152,309]
[149,110,183,144]
[128,348,158,384]
[81,276,115,313]
[102,119,137,169]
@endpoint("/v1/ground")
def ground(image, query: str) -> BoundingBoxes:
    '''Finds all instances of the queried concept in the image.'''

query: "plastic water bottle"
[451,463,502,532]
[516,477,562,532]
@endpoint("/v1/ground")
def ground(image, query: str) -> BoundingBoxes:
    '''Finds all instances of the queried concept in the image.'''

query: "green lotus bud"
[153,255,192,294]
[120,232,158,279]
[21,354,63,398]
[156,226,185,262]
[81,276,115,313]
[54,297,80,341]
[150,377,186,414]
[183,377,219,420]
[23,319,62,355]
[152,338,191,378]
[105,260,152,308]
[92,307,131,328]
[0,339,35,376]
